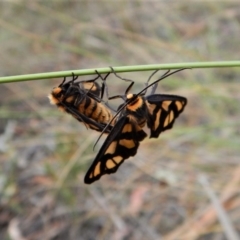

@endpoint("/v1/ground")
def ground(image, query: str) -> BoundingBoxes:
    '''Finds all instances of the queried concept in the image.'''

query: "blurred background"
[0,1,240,240]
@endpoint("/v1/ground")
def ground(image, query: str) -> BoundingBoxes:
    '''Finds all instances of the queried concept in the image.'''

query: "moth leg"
[109,66,135,95]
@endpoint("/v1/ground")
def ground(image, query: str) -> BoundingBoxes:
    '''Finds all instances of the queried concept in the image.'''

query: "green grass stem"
[0,61,240,84]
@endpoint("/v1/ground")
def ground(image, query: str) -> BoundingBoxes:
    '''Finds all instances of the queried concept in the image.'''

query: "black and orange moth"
[84,68,187,184]
[49,72,115,133]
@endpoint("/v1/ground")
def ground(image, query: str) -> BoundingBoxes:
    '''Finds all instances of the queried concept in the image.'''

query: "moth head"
[49,81,76,104]
[48,86,63,103]
[126,93,134,100]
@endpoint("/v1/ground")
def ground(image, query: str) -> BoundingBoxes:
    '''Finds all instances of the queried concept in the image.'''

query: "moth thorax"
[126,95,143,113]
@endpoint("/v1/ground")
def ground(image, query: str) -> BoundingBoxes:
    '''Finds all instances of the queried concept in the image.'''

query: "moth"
[48,72,115,133]
[84,68,187,184]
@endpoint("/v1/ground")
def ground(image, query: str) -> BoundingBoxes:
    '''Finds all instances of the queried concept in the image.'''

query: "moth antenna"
[146,69,171,95]
[143,69,160,94]
[135,68,188,99]
[146,69,170,87]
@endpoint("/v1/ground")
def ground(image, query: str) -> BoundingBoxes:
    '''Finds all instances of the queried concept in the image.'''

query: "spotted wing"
[146,94,187,138]
[84,116,147,184]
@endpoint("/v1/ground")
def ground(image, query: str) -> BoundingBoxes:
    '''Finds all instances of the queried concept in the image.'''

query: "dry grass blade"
[198,174,239,240]
[8,218,27,240]
[165,166,240,240]
[55,134,96,190]
[88,189,128,239]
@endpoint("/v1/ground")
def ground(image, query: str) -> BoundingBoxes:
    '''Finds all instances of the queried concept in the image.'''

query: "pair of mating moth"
[49,68,187,184]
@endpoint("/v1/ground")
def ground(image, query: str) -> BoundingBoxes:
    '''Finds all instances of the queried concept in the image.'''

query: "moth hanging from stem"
[49,72,116,133]
[84,67,187,184]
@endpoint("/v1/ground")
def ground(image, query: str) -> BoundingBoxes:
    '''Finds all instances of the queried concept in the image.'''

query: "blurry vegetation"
[0,1,240,240]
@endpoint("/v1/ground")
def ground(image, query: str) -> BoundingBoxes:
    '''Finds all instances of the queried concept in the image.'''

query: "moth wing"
[146,94,187,138]
[84,116,147,184]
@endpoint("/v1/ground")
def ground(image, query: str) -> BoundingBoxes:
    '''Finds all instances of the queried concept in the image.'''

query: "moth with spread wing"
[84,68,187,184]
[49,72,115,133]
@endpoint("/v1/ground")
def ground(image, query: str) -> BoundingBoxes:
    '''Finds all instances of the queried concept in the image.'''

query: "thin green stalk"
[0,61,240,84]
